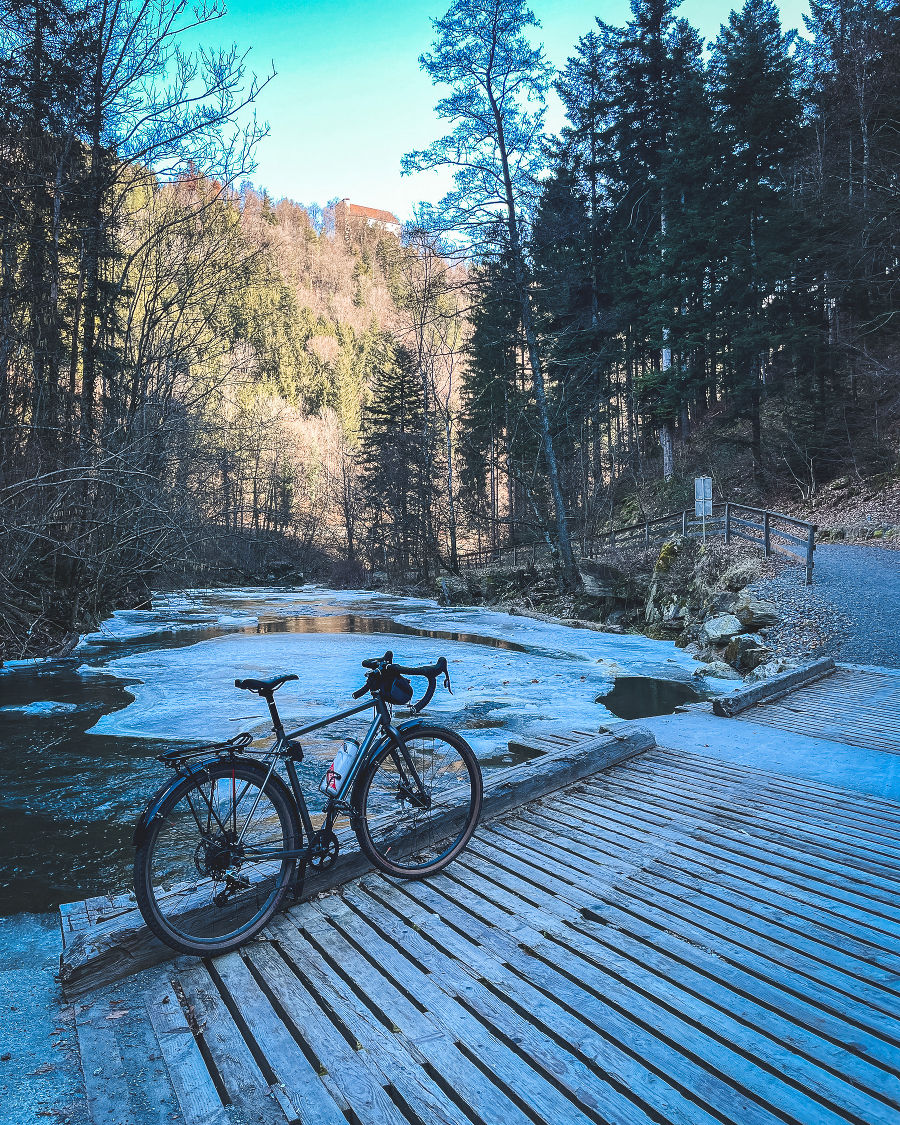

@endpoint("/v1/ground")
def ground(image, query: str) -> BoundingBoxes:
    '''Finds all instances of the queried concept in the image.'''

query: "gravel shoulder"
[751,543,900,668]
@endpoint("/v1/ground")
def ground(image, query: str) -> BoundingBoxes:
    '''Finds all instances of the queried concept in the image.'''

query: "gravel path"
[752,543,900,668]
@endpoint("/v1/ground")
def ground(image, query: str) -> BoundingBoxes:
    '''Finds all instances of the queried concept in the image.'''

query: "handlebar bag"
[387,674,414,704]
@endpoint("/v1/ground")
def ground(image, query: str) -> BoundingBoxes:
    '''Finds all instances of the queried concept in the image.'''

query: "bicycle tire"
[353,725,482,878]
[134,758,300,955]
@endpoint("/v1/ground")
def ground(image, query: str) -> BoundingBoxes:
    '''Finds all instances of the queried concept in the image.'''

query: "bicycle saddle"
[234,673,298,694]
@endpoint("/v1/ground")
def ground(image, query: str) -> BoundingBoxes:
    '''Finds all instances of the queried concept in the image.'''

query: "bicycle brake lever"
[443,670,453,695]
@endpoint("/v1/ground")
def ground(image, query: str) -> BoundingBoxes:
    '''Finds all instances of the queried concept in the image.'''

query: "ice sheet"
[0,701,79,716]
[76,586,438,649]
[86,630,624,743]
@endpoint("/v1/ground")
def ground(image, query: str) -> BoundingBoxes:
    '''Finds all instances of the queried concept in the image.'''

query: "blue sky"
[211,0,811,219]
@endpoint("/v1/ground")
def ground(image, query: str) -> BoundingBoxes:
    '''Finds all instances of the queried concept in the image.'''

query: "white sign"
[694,476,712,518]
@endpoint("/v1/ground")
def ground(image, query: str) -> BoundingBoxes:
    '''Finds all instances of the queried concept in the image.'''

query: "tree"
[710,0,804,474]
[403,0,580,588]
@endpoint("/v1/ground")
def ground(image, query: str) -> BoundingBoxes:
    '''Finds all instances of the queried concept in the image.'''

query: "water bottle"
[320,738,361,797]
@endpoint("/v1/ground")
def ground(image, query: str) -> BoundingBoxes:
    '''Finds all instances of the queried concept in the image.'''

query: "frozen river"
[0,586,735,915]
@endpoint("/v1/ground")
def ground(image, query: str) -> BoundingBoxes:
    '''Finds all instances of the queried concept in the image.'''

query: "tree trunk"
[486,72,579,589]
[659,420,675,482]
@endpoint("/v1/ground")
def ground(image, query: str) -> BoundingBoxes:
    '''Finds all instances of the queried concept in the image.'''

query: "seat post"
[263,691,285,739]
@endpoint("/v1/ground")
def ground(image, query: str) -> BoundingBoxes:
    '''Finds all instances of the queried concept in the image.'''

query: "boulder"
[695,660,742,680]
[578,561,629,599]
[745,658,800,683]
[705,590,739,617]
[716,560,761,592]
[724,633,771,672]
[700,613,744,644]
[734,594,780,630]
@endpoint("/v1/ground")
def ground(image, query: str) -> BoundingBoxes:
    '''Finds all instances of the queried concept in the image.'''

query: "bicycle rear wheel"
[134,759,300,955]
[354,725,482,878]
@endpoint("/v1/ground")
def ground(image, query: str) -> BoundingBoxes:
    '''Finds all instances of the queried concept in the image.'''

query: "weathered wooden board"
[734,667,900,753]
[712,657,836,716]
[59,725,655,999]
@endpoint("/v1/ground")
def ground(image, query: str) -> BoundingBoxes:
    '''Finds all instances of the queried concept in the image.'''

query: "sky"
[207,0,812,221]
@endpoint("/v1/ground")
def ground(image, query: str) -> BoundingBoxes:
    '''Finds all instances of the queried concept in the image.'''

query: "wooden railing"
[456,502,818,584]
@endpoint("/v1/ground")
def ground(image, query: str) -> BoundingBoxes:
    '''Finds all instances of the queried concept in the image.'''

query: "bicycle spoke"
[136,763,298,953]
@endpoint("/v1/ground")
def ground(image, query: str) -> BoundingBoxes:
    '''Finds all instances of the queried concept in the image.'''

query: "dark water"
[598,676,701,720]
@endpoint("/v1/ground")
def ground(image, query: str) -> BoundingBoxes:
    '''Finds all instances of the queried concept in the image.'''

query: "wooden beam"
[712,659,836,718]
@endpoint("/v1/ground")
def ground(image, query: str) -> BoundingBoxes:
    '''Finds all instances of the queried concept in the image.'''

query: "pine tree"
[709,0,804,474]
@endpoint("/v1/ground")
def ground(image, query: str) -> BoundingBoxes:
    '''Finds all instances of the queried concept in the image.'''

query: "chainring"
[309,829,340,869]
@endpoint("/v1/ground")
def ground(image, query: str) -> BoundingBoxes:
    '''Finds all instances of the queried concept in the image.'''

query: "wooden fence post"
[806,526,816,585]
[763,512,771,557]
[724,503,731,544]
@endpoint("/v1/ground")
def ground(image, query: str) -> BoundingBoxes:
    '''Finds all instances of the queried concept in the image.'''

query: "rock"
[578,561,628,598]
[746,658,800,683]
[724,633,771,672]
[705,590,739,617]
[695,660,742,680]
[700,614,744,644]
[734,594,780,630]
[716,560,761,592]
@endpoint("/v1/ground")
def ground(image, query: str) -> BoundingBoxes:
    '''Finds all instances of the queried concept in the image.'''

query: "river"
[0,585,730,916]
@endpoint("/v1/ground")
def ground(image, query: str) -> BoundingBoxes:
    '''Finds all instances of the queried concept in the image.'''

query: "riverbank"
[430,536,803,682]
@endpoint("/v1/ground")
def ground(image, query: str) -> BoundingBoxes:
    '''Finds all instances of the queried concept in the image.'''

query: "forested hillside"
[1,0,898,656]
[459,0,900,556]
[0,0,465,655]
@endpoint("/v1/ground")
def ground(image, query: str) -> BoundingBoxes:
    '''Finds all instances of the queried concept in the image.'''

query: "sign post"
[694,476,713,542]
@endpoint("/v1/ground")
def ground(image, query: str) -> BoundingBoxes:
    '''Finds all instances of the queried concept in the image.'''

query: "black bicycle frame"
[237,694,428,862]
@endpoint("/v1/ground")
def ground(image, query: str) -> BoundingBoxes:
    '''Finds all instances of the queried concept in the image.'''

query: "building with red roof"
[334,198,401,237]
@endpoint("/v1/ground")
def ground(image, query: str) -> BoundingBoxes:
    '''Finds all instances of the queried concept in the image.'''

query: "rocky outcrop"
[436,533,786,682]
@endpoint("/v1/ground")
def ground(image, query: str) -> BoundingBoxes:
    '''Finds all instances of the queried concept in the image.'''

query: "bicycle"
[133,651,483,956]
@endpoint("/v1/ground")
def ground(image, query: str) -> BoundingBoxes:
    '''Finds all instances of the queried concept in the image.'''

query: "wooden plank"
[384,879,799,1125]
[340,882,698,1125]
[207,951,349,1125]
[177,961,291,1125]
[146,982,229,1125]
[59,726,655,999]
[75,996,139,1125]
[566,788,900,961]
[624,869,900,1038]
[556,915,898,1123]
[713,658,836,717]
[581,771,900,903]
[245,942,402,1125]
[295,907,539,1125]
[580,894,900,1100]
[267,913,472,1125]
[641,750,900,836]
[314,895,602,1125]
[592,766,900,882]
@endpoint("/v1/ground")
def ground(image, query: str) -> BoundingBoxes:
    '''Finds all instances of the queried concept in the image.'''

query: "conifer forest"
[1,0,898,655]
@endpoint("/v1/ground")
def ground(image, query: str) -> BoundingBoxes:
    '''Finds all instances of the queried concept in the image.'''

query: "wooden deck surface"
[76,744,900,1125]
[736,666,900,753]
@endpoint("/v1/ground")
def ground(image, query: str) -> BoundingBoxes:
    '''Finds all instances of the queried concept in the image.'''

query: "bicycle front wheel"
[354,725,482,878]
[134,759,300,955]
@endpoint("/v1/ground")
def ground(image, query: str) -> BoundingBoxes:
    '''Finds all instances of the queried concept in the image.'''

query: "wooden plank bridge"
[66,663,900,1125]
